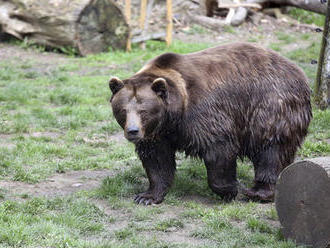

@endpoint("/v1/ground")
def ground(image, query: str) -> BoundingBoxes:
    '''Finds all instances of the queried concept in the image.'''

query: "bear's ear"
[151,78,168,101]
[109,76,124,95]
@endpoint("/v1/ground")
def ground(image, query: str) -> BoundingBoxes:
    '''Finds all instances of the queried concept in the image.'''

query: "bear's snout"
[126,126,141,141]
[125,124,142,142]
[125,111,143,143]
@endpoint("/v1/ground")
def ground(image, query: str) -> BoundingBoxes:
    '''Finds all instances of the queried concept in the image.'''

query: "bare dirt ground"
[0,170,114,198]
[0,131,125,198]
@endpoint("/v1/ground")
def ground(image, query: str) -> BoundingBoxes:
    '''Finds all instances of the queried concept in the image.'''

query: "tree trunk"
[275,157,330,248]
[0,0,129,56]
[315,0,330,109]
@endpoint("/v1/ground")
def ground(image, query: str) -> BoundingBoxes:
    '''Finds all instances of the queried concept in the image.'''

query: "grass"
[0,197,106,247]
[0,33,329,248]
[287,8,325,27]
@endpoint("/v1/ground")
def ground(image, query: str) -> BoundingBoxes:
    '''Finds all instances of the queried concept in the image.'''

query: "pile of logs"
[181,0,327,30]
[0,0,173,55]
[0,0,129,56]
[0,0,328,56]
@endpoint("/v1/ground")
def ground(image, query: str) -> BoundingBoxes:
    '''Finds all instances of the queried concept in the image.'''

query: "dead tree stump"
[0,0,129,56]
[315,0,330,109]
[275,157,330,248]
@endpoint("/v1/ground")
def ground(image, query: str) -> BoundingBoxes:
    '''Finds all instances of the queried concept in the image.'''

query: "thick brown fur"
[109,43,312,205]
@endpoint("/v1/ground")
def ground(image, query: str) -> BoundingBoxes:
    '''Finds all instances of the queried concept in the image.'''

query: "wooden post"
[166,0,173,47]
[139,0,147,49]
[315,0,330,109]
[125,0,131,52]
[275,157,330,248]
[139,0,147,29]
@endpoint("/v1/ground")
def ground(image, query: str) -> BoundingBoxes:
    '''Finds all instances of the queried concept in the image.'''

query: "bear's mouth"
[126,136,141,143]
[124,131,143,143]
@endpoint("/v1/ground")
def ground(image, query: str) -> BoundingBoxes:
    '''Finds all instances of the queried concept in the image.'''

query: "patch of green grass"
[308,109,330,139]
[223,25,236,34]
[155,218,184,232]
[288,8,325,27]
[300,32,312,41]
[0,135,136,183]
[299,140,330,157]
[265,207,278,221]
[98,165,145,199]
[247,216,273,234]
[298,108,330,157]
[0,197,106,247]
[220,201,259,221]
[115,227,134,240]
[269,43,282,52]
[133,206,164,221]
[247,37,258,43]
[169,159,212,199]
[287,41,320,64]
[237,161,254,187]
[275,31,297,44]
[182,25,211,35]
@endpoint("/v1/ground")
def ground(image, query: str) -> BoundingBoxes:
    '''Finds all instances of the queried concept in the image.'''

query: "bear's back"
[182,43,306,90]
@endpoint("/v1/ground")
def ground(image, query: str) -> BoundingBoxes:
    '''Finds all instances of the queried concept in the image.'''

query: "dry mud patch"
[0,169,115,198]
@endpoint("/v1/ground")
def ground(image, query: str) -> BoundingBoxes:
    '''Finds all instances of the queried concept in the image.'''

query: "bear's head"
[109,75,171,143]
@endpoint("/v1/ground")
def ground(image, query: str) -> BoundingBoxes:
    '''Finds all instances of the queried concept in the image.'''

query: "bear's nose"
[127,126,139,136]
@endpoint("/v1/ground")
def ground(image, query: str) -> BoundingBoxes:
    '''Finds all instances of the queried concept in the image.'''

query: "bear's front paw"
[134,192,164,205]
[209,183,238,202]
[243,183,275,202]
[219,188,238,202]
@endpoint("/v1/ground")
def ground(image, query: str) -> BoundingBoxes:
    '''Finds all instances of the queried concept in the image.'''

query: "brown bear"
[108,42,312,205]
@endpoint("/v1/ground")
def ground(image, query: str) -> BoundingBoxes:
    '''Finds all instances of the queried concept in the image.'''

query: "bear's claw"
[220,191,237,202]
[134,192,163,205]
[242,183,275,202]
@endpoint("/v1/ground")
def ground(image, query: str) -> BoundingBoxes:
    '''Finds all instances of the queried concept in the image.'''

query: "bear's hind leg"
[204,151,238,201]
[245,145,282,202]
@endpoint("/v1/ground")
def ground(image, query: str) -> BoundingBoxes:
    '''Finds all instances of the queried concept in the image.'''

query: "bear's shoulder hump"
[154,52,181,68]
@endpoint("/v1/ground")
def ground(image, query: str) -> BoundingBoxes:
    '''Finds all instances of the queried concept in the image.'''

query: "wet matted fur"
[109,42,312,205]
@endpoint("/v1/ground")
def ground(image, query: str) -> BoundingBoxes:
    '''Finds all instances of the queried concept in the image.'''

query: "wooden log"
[185,12,227,31]
[131,32,166,43]
[231,7,248,26]
[315,0,330,109]
[205,0,326,16]
[269,0,327,14]
[0,0,129,56]
[275,157,330,248]
[218,3,262,9]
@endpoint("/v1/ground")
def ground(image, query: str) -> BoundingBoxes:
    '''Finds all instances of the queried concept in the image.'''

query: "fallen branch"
[131,32,166,43]
[218,3,262,9]
[186,11,227,31]
[231,7,249,26]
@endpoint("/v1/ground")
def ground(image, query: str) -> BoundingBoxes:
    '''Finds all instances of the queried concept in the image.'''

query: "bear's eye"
[139,110,148,115]
[113,108,126,118]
